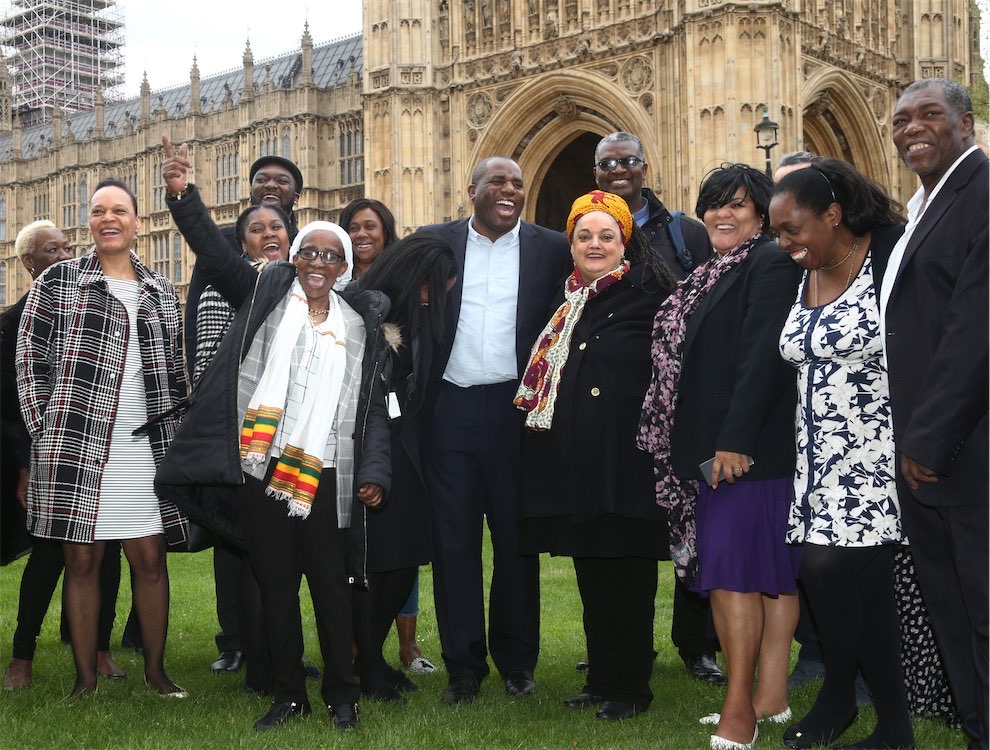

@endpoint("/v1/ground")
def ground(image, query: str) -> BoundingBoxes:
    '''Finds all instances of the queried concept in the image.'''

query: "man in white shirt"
[882,78,988,749]
[421,157,570,705]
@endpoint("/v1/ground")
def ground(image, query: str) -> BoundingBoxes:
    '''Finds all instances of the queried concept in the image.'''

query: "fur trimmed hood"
[382,322,404,352]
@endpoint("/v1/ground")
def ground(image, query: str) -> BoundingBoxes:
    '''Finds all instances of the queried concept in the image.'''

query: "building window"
[78,178,87,227]
[338,121,363,186]
[62,181,75,228]
[215,145,239,205]
[259,128,278,157]
[0,197,7,241]
[151,232,168,278]
[33,191,49,221]
[152,158,165,212]
[172,233,183,284]
[0,260,7,306]
[282,127,291,159]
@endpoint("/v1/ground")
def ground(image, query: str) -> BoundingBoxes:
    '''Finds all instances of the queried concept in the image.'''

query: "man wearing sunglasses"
[592,132,722,688]
[593,132,711,281]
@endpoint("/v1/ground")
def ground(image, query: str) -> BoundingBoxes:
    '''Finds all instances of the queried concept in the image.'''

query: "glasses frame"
[595,156,644,172]
[296,248,346,265]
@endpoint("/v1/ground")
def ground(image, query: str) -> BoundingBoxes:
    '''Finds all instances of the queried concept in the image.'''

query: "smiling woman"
[16,178,189,700]
[155,137,390,732]
[638,163,802,749]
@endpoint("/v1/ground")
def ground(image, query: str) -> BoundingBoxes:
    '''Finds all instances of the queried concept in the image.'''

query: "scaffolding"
[0,0,123,127]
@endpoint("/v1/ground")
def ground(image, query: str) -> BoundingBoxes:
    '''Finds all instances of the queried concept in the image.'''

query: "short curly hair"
[15,219,58,258]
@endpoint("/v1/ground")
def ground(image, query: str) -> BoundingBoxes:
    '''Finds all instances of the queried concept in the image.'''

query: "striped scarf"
[240,280,347,518]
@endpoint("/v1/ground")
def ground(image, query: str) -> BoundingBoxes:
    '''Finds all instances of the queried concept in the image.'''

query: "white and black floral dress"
[779,250,956,721]
[779,252,903,547]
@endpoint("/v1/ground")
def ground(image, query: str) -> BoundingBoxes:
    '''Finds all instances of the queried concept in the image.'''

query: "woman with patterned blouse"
[771,159,914,750]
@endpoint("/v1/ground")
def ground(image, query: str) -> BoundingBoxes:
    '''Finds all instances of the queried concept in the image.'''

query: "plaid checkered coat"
[16,250,189,546]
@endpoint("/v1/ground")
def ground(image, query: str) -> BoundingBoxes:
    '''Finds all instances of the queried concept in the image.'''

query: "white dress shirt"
[879,145,979,362]
[443,219,521,386]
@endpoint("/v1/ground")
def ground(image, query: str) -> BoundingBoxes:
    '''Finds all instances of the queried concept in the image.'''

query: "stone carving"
[621,56,653,95]
[554,94,577,120]
[466,92,494,128]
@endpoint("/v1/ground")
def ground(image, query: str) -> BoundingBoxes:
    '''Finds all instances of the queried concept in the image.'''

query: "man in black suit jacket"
[421,156,570,705]
[882,78,989,749]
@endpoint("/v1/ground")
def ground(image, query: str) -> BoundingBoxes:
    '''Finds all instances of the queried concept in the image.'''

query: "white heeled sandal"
[700,707,791,725]
[710,725,758,750]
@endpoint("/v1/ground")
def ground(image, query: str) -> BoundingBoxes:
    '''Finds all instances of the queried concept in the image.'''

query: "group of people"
[0,76,985,750]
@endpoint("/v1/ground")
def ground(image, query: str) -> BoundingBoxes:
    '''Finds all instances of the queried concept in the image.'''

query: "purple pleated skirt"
[691,476,800,596]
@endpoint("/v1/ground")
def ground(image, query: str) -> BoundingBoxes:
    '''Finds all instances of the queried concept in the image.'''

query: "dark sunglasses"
[296,248,346,265]
[595,156,644,172]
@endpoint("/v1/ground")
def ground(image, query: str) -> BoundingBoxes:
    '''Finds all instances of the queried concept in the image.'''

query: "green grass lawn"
[0,539,968,749]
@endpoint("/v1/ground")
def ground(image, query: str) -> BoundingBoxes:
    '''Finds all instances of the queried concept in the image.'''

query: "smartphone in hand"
[698,455,755,484]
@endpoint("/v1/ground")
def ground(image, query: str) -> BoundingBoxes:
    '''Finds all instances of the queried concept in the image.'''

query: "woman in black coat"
[638,164,801,750]
[516,191,674,721]
[155,139,390,732]
[350,232,457,701]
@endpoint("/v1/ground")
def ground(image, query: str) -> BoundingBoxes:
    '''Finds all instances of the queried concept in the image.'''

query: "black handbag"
[170,520,214,553]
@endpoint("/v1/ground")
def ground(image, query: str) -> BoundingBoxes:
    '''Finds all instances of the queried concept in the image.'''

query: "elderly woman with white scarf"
[155,139,390,733]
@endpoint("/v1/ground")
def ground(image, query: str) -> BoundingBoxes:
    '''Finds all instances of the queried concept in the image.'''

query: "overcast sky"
[115,1,363,98]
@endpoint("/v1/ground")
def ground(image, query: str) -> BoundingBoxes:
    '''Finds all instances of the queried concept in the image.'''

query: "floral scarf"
[636,233,763,585]
[514,262,629,430]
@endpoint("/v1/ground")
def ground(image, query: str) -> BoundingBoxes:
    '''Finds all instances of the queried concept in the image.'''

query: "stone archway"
[533,132,601,232]
[467,69,656,225]
[800,69,892,189]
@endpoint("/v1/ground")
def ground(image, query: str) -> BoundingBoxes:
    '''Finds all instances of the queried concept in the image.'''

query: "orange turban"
[565,190,634,247]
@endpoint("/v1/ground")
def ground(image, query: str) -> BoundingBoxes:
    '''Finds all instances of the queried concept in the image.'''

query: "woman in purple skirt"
[638,164,802,750]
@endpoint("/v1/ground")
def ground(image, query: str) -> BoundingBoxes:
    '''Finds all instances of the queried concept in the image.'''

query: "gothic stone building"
[0,1,978,307]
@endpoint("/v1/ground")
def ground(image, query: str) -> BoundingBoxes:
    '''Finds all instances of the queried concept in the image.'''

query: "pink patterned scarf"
[636,233,762,585]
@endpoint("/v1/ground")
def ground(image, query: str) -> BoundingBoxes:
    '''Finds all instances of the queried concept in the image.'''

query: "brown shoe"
[97,650,127,680]
[3,658,31,689]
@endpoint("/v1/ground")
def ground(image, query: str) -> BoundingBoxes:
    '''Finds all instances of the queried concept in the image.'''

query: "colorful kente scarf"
[240,279,347,518]
[636,232,763,585]
[514,261,629,430]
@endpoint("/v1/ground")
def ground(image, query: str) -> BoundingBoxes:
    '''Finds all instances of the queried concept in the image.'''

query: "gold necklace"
[813,239,860,307]
[308,308,329,318]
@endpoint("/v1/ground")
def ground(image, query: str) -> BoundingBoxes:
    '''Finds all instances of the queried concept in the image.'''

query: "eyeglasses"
[296,248,346,264]
[595,156,644,172]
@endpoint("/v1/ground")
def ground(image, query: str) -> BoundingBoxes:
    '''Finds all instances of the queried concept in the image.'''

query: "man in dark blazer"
[592,131,724,685]
[421,156,570,705]
[882,78,988,749]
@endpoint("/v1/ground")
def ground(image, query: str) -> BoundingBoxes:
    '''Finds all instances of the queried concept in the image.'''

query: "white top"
[879,144,980,361]
[95,278,164,540]
[443,219,521,386]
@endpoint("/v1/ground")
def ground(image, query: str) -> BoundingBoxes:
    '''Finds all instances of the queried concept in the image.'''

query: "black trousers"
[670,577,719,656]
[897,478,989,749]
[213,540,243,653]
[352,566,417,691]
[14,538,120,659]
[575,556,657,706]
[424,381,540,680]
[241,466,359,706]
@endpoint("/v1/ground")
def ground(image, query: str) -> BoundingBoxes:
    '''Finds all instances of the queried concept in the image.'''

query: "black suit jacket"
[670,239,802,482]
[419,218,572,384]
[885,148,989,507]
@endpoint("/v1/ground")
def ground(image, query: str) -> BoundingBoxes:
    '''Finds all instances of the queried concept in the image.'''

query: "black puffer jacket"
[155,185,390,587]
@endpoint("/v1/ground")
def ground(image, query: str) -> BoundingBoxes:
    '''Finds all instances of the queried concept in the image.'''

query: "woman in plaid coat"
[16,179,188,699]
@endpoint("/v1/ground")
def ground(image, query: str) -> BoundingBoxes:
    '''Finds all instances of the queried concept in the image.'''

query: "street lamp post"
[754,107,780,177]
